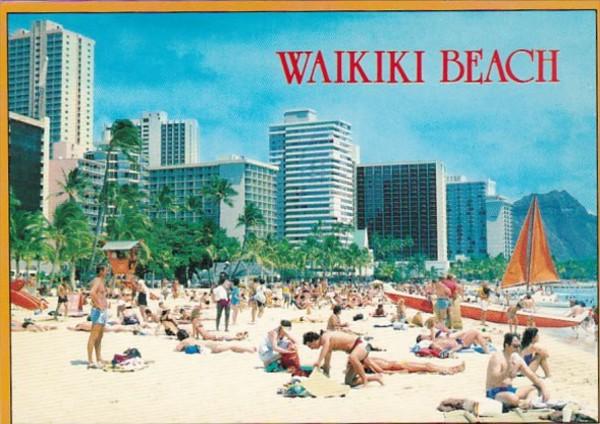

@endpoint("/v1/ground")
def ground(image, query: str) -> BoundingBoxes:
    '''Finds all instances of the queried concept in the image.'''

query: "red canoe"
[383,286,585,328]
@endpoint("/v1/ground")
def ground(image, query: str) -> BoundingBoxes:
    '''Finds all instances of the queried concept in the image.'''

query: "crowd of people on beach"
[10,268,599,414]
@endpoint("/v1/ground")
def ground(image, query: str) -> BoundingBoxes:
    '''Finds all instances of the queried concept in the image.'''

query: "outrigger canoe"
[383,285,585,328]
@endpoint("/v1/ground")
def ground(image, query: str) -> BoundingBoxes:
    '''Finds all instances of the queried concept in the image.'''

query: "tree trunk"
[70,263,77,291]
[88,149,112,273]
[15,255,21,277]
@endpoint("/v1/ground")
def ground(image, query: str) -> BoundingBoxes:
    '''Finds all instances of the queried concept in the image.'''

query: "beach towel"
[103,358,149,372]
[265,361,285,373]
[457,343,497,354]
[301,369,349,398]
[443,408,556,423]
[414,347,443,358]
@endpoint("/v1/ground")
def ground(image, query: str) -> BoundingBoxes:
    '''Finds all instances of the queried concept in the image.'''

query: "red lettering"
[307,51,332,83]
[276,51,313,84]
[505,49,535,83]
[414,51,425,83]
[348,51,371,83]
[484,50,508,83]
[388,51,411,83]
[375,50,385,83]
[465,49,484,84]
[536,49,559,82]
[440,50,464,83]
[335,50,344,83]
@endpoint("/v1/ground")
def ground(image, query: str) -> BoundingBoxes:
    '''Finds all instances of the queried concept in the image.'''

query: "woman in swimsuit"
[12,319,56,332]
[364,356,465,375]
[156,310,180,336]
[55,283,69,318]
[520,327,551,378]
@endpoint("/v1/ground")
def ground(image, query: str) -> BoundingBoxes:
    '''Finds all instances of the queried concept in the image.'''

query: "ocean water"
[550,286,598,307]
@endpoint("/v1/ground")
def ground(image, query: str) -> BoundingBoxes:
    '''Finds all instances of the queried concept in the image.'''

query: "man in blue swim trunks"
[433,279,451,325]
[87,265,109,369]
[485,333,549,409]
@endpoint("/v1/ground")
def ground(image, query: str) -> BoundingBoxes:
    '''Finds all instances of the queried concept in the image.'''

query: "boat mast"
[525,196,536,294]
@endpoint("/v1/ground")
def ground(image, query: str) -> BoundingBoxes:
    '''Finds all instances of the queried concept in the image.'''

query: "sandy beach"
[10,293,599,423]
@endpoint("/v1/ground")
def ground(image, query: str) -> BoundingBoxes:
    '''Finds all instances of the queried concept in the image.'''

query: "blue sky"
[9,11,597,211]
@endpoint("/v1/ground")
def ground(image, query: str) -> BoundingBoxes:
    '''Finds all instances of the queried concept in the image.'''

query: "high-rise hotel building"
[486,195,514,259]
[9,20,94,159]
[148,156,277,241]
[446,176,496,260]
[269,109,358,244]
[113,112,199,168]
[446,175,513,260]
[357,162,447,261]
[9,112,50,218]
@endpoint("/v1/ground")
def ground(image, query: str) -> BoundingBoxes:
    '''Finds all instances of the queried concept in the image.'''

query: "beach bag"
[124,348,142,358]
[411,312,423,327]
[111,354,128,366]
[123,316,140,325]
[353,314,364,321]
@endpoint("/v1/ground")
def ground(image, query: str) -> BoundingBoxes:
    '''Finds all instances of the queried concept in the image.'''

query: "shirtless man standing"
[434,279,452,325]
[87,265,109,369]
[485,333,549,409]
[303,330,383,387]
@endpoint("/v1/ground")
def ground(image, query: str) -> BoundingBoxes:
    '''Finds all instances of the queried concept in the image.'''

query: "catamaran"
[384,196,586,328]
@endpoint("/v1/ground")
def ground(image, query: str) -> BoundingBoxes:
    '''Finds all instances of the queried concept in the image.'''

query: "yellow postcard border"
[0,2,598,424]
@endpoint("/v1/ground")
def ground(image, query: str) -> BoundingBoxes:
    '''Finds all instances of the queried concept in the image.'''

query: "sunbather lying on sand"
[420,328,491,354]
[11,319,56,332]
[193,321,248,341]
[68,322,143,333]
[175,335,256,354]
[364,356,465,375]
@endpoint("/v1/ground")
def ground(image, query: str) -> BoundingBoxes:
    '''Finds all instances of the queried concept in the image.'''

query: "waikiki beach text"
[276,49,559,84]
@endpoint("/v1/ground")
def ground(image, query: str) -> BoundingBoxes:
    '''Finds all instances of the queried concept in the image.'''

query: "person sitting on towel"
[370,304,386,317]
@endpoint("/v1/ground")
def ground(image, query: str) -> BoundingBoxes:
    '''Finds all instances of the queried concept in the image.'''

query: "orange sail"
[529,198,559,283]
[501,196,559,288]
[502,201,533,288]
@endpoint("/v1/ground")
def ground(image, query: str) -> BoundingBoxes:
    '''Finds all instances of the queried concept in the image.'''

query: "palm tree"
[89,119,142,271]
[49,200,93,288]
[237,202,266,238]
[231,202,265,276]
[184,194,204,222]
[55,167,93,202]
[10,210,46,277]
[152,185,179,219]
[201,176,238,208]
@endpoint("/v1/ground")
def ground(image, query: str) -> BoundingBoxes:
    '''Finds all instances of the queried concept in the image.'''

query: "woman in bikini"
[12,319,56,332]
[520,327,551,378]
[364,356,465,375]
[156,310,181,336]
